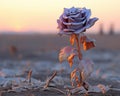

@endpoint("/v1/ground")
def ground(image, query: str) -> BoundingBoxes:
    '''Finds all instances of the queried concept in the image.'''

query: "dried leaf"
[71,69,82,87]
[97,84,109,94]
[78,59,94,81]
[59,52,68,63]
[71,69,77,80]
[75,76,81,87]
[70,69,78,87]
[88,84,110,93]
[67,54,75,67]
[70,34,76,45]
[80,36,87,44]
[83,41,95,51]
[59,46,75,63]
[81,36,96,51]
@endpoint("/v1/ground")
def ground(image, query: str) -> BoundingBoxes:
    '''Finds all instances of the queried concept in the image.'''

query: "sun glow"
[12,25,22,32]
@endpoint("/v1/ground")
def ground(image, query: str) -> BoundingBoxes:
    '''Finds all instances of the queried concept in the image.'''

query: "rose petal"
[86,17,98,29]
[74,27,86,34]
[68,17,75,22]
[57,7,98,35]
[59,15,64,22]
[64,8,69,15]
[57,19,67,30]
[63,20,86,26]
[63,29,75,32]
[85,9,91,20]
[59,46,77,63]
[63,14,68,19]
[74,16,86,22]
[58,31,73,35]
[70,7,77,13]
[68,25,83,30]
[69,12,81,18]
[63,22,72,26]
[81,7,87,14]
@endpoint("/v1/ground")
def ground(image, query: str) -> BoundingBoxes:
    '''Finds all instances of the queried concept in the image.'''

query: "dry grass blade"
[46,87,65,94]
[27,69,32,83]
[110,88,120,91]
[44,71,57,88]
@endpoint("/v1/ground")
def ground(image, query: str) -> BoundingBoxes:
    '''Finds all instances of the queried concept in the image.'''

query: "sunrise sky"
[0,0,120,34]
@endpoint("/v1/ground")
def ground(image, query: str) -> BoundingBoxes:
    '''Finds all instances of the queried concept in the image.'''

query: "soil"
[0,34,120,96]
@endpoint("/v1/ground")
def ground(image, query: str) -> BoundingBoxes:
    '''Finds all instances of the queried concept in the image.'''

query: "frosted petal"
[86,18,98,29]
[74,27,86,34]
[57,7,98,35]
[85,9,91,20]
[63,14,68,19]
[63,20,86,26]
[69,13,81,18]
[63,29,75,32]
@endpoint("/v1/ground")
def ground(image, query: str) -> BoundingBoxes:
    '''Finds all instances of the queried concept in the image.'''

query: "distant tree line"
[99,23,115,35]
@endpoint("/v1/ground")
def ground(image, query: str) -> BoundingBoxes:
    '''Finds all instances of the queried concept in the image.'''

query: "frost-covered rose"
[57,7,98,35]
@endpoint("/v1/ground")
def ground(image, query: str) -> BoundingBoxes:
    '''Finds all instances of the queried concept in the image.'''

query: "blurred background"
[0,0,120,84]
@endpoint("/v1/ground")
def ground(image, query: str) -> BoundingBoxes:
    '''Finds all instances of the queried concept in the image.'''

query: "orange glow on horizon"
[0,0,120,33]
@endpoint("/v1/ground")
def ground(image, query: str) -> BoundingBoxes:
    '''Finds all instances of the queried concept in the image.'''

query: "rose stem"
[75,34,82,60]
[75,34,83,85]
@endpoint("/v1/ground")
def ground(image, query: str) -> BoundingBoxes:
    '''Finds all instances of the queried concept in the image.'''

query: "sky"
[0,0,120,34]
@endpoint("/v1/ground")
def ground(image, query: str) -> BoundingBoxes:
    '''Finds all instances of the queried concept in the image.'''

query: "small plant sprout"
[57,7,98,90]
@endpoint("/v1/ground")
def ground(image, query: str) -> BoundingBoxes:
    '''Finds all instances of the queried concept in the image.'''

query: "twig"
[46,87,65,94]
[110,88,120,91]
[42,86,120,96]
[5,74,24,78]
[44,71,57,88]
[66,89,72,96]
[27,69,32,83]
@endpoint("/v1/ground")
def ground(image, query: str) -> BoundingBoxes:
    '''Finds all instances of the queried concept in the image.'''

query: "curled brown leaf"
[67,53,75,67]
[80,35,96,51]
[59,46,75,63]
[83,41,95,51]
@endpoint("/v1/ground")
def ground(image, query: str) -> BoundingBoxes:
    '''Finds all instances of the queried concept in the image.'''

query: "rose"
[57,7,98,35]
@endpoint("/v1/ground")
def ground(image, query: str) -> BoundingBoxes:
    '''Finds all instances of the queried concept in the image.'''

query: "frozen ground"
[0,50,120,80]
[0,34,120,95]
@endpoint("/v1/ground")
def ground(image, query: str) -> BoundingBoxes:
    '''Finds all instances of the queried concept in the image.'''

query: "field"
[0,34,120,96]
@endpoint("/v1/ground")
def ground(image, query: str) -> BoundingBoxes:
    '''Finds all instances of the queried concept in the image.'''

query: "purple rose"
[57,7,98,35]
